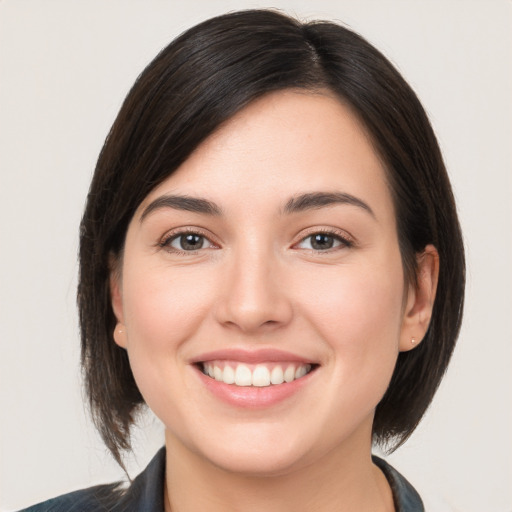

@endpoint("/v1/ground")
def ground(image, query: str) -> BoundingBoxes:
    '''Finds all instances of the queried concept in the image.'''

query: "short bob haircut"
[78,9,465,467]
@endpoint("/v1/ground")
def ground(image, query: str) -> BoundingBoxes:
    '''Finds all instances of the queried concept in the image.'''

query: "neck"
[163,428,394,512]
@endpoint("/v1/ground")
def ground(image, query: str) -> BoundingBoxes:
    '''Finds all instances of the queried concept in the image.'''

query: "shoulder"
[372,455,424,512]
[17,483,125,512]
[18,447,166,512]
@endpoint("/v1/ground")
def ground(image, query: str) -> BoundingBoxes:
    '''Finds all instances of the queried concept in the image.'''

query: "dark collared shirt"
[20,448,424,511]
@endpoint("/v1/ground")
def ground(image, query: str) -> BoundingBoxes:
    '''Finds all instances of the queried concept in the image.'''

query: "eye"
[163,232,214,252]
[296,232,352,251]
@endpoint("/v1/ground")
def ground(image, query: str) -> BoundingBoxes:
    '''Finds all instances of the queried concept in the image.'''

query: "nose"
[214,245,294,334]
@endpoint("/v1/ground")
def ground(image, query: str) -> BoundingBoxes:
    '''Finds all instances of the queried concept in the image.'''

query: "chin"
[174,422,316,477]
[204,444,309,477]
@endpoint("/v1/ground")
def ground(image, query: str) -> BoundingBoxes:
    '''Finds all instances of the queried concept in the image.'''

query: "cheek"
[119,258,217,408]
[332,276,401,344]
[297,258,405,398]
[122,261,215,347]
[300,259,404,340]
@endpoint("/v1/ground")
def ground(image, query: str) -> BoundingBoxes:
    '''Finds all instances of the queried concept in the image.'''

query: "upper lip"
[190,348,317,365]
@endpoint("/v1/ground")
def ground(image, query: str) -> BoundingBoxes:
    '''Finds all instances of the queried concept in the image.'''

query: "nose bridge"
[216,234,292,332]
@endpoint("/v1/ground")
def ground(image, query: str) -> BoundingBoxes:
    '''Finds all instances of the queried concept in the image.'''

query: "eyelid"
[156,225,354,254]
[292,227,355,250]
[158,226,219,253]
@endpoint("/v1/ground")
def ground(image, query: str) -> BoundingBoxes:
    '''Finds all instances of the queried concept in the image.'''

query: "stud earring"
[411,337,416,344]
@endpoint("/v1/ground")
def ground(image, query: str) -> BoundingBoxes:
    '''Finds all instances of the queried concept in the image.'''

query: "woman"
[22,9,464,512]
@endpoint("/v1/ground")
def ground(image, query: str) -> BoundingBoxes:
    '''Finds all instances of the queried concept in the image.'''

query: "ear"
[399,244,439,352]
[110,255,127,349]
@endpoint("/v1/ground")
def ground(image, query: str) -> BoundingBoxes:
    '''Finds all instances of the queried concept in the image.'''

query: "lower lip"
[195,366,315,408]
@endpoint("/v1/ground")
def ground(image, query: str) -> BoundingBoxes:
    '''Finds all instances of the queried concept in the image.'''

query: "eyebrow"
[283,192,375,218]
[140,190,375,222]
[140,194,222,222]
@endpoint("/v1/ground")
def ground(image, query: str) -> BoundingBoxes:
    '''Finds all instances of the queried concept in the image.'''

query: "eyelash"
[158,228,217,255]
[158,227,354,255]
[293,228,354,252]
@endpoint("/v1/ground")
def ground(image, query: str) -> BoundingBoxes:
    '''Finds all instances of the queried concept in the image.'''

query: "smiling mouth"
[199,361,316,387]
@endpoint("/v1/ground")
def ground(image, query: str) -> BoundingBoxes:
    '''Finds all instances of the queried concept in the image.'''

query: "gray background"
[1,0,511,510]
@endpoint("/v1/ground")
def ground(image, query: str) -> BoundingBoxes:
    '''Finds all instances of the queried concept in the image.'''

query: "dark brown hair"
[78,9,465,467]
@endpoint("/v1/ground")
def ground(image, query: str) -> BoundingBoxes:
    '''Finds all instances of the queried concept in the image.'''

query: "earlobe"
[109,255,127,348]
[113,322,127,349]
[399,245,439,352]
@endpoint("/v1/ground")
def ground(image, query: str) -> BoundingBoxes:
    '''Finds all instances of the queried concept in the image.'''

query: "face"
[112,90,422,476]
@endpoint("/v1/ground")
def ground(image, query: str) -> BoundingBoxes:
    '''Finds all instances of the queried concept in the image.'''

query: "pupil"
[312,234,333,250]
[181,234,203,250]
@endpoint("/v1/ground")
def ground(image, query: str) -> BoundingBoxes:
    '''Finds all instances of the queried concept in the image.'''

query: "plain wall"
[1,0,511,510]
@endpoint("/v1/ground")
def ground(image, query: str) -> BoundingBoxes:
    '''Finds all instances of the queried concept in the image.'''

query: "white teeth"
[223,365,235,384]
[213,366,222,381]
[252,365,271,387]
[295,364,311,379]
[202,362,313,387]
[270,366,284,385]
[234,364,252,386]
[284,365,295,383]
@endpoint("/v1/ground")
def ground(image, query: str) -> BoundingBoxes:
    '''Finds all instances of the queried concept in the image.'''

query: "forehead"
[137,90,393,221]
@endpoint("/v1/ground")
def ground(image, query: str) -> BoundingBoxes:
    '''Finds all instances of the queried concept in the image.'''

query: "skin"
[111,90,438,511]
